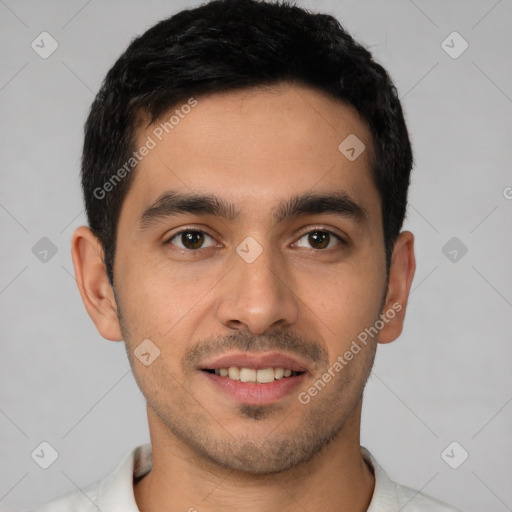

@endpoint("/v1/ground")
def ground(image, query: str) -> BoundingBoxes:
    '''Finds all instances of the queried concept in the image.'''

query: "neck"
[134,401,374,512]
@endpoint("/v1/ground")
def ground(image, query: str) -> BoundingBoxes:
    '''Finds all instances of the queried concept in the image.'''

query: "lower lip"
[201,371,306,405]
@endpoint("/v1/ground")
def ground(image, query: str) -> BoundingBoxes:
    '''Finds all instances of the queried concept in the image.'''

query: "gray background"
[1,0,511,511]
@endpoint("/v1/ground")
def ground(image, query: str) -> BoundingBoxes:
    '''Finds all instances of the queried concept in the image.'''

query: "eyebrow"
[138,190,369,230]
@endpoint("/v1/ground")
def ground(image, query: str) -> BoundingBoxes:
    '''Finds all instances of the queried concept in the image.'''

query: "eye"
[164,228,345,252]
[165,229,217,250]
[295,229,345,250]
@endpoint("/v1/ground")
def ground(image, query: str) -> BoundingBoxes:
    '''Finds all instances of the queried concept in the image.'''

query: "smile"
[203,367,303,383]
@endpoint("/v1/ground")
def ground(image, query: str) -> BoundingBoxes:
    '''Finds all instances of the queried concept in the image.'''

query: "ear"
[378,230,416,344]
[71,225,123,341]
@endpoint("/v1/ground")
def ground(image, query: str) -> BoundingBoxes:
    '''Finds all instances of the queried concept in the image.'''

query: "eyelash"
[164,227,346,251]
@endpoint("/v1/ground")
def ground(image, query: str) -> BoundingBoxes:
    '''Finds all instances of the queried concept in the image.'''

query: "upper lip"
[200,352,310,373]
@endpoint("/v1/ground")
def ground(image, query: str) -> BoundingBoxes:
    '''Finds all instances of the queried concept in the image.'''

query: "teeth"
[256,368,275,384]
[239,368,257,382]
[228,367,240,379]
[274,367,284,379]
[212,367,301,383]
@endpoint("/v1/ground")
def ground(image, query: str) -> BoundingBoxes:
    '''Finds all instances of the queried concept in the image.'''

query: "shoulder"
[24,444,150,512]
[393,480,464,511]
[362,446,464,512]
[25,480,101,512]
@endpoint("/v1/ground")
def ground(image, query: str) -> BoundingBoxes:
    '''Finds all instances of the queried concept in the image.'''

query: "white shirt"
[28,444,462,511]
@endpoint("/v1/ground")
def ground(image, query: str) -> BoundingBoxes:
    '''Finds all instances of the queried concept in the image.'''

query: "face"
[74,83,414,475]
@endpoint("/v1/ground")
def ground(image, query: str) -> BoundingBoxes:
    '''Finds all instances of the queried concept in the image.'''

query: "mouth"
[199,352,309,405]
[202,367,304,382]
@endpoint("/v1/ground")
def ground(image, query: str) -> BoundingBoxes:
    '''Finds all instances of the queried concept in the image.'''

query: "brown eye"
[166,230,215,250]
[296,230,344,250]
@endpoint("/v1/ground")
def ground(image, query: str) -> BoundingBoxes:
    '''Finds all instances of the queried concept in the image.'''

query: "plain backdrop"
[1,1,511,511]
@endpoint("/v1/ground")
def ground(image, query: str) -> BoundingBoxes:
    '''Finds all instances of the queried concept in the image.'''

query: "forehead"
[121,83,380,229]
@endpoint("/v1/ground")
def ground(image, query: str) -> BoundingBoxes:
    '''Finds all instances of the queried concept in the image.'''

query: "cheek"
[295,258,384,342]
[118,257,220,347]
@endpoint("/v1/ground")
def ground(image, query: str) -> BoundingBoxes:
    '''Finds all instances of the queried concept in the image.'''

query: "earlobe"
[378,230,416,344]
[71,226,124,342]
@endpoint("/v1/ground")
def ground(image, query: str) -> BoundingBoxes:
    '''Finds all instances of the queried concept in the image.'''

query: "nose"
[215,240,300,335]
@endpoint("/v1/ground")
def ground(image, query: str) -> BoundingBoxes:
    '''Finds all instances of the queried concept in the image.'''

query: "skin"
[71,83,415,512]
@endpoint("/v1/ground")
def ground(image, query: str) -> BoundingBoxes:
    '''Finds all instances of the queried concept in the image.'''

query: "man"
[31,0,462,510]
